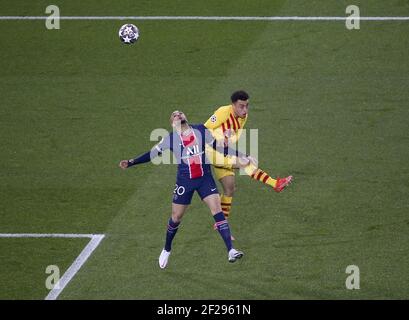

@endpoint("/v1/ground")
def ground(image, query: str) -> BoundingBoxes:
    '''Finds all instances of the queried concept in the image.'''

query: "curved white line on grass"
[45,234,105,300]
[0,16,409,21]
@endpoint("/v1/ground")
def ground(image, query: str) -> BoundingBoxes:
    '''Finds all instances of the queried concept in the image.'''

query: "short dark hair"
[231,90,249,103]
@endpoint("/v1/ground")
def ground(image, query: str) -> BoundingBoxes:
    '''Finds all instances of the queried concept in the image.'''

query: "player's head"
[231,90,249,119]
[170,110,188,128]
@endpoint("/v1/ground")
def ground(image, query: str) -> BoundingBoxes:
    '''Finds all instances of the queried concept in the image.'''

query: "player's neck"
[176,123,191,135]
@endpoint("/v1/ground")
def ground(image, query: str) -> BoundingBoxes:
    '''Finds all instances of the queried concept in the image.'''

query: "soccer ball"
[118,24,139,44]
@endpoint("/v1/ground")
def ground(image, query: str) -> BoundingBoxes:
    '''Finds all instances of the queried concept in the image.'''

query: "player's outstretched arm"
[118,150,152,170]
[119,134,172,170]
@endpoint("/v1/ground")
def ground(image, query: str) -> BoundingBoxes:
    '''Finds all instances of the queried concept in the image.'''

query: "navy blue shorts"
[172,174,219,205]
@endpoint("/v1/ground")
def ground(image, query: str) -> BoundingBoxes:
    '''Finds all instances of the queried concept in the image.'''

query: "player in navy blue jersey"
[119,111,249,268]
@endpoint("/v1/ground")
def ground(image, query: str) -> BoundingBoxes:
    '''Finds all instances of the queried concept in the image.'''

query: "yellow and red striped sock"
[243,163,277,188]
[220,194,233,219]
[249,168,277,188]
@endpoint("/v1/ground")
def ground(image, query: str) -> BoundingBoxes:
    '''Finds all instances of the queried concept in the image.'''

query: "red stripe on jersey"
[221,202,232,206]
[180,130,203,179]
[230,114,237,131]
[226,119,231,130]
[189,155,202,179]
[221,123,226,133]
[235,116,241,129]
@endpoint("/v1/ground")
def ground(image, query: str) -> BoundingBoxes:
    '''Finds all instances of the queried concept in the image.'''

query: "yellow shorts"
[213,166,235,180]
[205,145,237,180]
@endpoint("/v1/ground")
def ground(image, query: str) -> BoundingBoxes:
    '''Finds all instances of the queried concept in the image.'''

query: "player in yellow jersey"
[204,91,293,236]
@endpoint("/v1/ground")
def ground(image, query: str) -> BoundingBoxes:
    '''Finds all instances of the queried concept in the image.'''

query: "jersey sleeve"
[204,106,230,130]
[203,125,215,145]
[154,133,172,154]
[127,133,172,167]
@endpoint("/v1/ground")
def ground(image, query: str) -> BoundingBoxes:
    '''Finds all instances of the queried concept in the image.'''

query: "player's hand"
[236,156,250,168]
[246,156,258,167]
[119,160,129,169]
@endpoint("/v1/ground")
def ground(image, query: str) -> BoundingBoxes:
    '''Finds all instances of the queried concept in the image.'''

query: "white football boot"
[228,248,244,263]
[159,249,171,269]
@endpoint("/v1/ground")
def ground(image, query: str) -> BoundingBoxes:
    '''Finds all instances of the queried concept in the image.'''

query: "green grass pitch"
[0,0,408,299]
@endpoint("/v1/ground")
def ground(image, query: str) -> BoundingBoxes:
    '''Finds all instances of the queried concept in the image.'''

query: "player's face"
[170,110,188,127]
[232,99,249,118]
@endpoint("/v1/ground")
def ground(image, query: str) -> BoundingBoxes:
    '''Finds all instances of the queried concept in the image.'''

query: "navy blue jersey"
[129,124,216,180]
[156,124,214,179]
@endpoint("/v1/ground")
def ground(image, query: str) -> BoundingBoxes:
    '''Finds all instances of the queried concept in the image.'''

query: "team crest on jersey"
[210,115,217,123]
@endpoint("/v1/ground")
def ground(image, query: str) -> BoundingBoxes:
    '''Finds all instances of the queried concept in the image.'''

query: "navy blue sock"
[164,218,180,252]
[213,212,233,252]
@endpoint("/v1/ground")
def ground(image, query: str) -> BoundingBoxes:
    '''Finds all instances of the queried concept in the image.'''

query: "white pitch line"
[0,233,105,300]
[45,234,105,300]
[0,233,96,238]
[0,16,409,21]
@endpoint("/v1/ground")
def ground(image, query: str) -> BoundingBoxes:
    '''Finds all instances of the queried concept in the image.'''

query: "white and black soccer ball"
[118,24,139,44]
